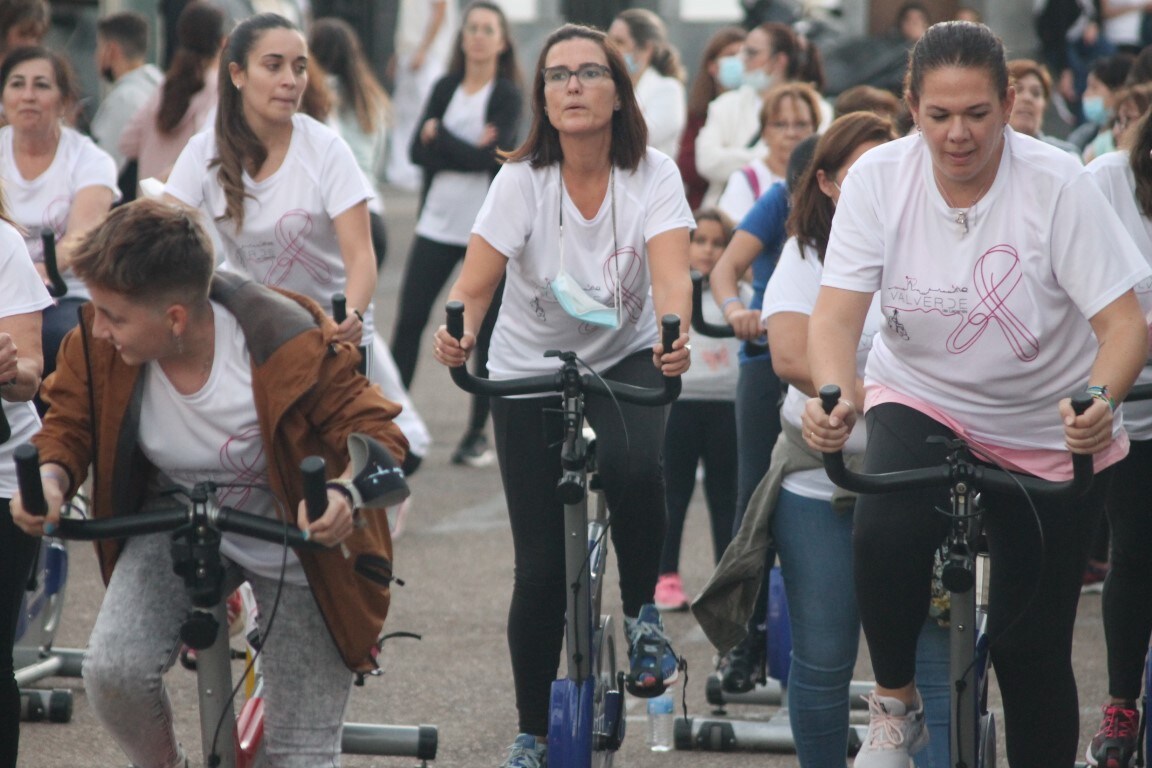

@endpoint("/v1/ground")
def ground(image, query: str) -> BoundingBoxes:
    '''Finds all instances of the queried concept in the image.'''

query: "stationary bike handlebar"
[815,385,1095,499]
[690,270,770,357]
[443,301,683,406]
[41,232,68,299]
[14,444,328,549]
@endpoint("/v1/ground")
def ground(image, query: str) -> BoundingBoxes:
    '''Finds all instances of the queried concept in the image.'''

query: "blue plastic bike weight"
[549,677,595,768]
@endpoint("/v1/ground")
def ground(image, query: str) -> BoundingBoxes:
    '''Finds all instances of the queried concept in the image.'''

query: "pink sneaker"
[654,573,689,612]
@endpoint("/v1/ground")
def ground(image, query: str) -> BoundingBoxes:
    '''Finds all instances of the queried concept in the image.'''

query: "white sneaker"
[854,691,929,767]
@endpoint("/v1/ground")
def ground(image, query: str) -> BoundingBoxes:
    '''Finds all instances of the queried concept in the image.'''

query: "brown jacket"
[35,272,408,673]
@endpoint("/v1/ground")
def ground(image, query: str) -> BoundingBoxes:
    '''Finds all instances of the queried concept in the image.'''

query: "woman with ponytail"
[120,2,224,185]
[608,8,686,158]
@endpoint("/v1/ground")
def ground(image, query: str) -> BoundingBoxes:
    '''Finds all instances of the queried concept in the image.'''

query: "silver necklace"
[935,173,992,236]
[558,163,620,319]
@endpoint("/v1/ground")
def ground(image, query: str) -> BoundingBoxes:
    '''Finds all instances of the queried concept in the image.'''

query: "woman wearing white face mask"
[695,22,830,207]
[608,8,686,159]
[432,24,692,767]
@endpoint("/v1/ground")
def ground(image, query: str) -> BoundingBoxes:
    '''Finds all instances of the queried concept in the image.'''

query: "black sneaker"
[718,625,766,694]
[451,431,494,467]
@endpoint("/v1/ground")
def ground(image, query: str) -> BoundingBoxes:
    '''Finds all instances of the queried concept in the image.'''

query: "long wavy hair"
[787,112,897,263]
[310,17,391,134]
[501,24,647,171]
[212,13,301,231]
[157,2,224,134]
[687,26,745,119]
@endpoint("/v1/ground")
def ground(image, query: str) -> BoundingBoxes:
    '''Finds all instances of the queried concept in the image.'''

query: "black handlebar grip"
[41,232,68,299]
[819,384,841,415]
[1071,392,1092,416]
[0,406,9,445]
[14,444,47,516]
[661,314,680,355]
[446,301,465,340]
[332,293,347,323]
[301,456,328,523]
[689,270,704,331]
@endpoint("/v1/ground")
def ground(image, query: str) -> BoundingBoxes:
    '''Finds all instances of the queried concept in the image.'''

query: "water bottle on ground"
[647,692,674,752]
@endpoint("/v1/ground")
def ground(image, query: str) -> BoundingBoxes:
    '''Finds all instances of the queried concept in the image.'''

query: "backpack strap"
[742,166,761,200]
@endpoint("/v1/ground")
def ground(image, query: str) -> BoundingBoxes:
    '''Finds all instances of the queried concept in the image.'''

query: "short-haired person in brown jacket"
[11,198,408,768]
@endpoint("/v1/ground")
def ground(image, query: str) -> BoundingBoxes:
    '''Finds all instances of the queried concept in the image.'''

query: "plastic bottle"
[646,692,674,752]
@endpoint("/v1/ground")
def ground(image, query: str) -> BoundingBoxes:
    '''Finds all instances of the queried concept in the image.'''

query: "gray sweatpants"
[82,532,352,768]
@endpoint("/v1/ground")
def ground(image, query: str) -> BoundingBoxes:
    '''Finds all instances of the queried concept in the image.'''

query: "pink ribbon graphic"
[946,244,1039,362]
[264,210,329,287]
[605,246,644,322]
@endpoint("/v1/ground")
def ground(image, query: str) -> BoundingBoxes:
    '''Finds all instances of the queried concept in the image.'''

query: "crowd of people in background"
[4,1,1152,767]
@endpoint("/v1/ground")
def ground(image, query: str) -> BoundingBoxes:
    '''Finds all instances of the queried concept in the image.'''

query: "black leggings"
[491,352,668,736]
[390,236,500,435]
[1103,437,1152,701]
[2,498,38,768]
[660,399,737,572]
[854,404,1104,768]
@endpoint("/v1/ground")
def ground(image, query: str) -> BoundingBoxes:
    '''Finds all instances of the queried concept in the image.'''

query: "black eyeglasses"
[542,64,612,88]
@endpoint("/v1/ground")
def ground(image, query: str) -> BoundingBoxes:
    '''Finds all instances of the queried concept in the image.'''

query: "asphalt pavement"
[16,184,1110,767]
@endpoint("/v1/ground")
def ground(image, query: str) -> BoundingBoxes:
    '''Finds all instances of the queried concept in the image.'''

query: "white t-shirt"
[165,114,377,335]
[823,128,1151,454]
[396,0,456,63]
[0,222,51,496]
[474,149,695,378]
[1087,150,1152,439]
[635,68,686,160]
[763,236,881,498]
[718,158,784,223]
[682,284,742,401]
[139,302,306,584]
[0,126,120,300]
[414,80,495,247]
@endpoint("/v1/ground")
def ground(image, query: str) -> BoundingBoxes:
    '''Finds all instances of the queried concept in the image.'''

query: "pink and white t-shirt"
[0,126,120,299]
[1087,149,1152,441]
[139,301,306,584]
[165,114,376,334]
[822,128,1150,479]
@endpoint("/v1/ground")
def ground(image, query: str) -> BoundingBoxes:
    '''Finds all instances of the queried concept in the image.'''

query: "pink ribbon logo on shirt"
[946,244,1039,362]
[217,427,266,509]
[264,209,329,287]
[30,197,69,262]
[605,246,645,323]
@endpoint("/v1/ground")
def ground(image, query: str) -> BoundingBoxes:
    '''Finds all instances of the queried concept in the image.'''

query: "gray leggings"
[82,532,352,768]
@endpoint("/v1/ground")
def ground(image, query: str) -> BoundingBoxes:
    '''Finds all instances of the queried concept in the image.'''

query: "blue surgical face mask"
[553,166,621,329]
[743,68,775,93]
[717,55,744,90]
[551,271,621,328]
[1082,95,1109,125]
[624,52,639,75]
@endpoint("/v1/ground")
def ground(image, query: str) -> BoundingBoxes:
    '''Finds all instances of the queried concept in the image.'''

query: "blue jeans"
[774,488,858,766]
[774,489,952,767]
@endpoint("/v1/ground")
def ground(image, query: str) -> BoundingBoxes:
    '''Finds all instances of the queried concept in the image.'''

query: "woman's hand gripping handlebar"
[807,385,1095,498]
[439,300,683,405]
[691,270,768,355]
[11,443,331,549]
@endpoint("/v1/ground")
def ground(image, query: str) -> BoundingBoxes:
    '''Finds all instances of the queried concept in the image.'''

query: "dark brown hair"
[758,21,825,92]
[502,24,647,171]
[96,11,150,61]
[213,13,300,230]
[446,1,522,87]
[157,2,224,135]
[0,46,79,112]
[71,198,215,305]
[0,0,48,54]
[787,112,897,262]
[686,26,745,118]
[905,21,1008,108]
[692,206,734,244]
[310,17,392,133]
[615,8,684,82]
[299,58,332,122]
